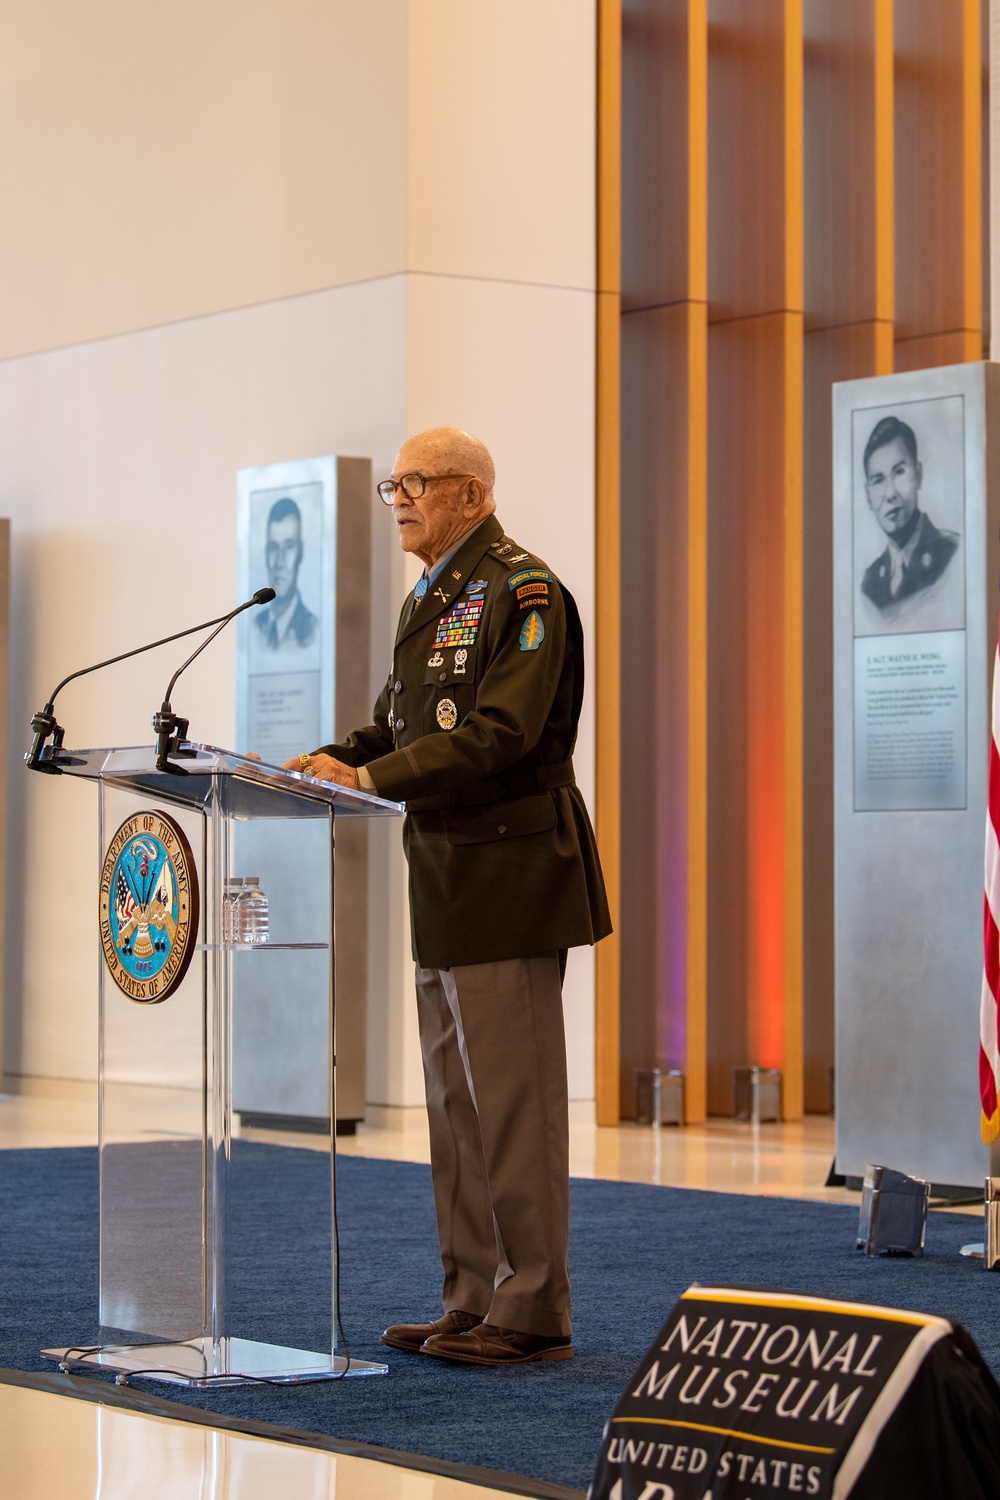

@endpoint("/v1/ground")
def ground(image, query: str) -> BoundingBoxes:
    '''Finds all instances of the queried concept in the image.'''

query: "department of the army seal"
[99,810,199,1004]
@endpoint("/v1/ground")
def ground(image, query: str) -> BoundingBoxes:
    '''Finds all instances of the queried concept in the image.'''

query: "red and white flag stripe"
[981,624,1000,1144]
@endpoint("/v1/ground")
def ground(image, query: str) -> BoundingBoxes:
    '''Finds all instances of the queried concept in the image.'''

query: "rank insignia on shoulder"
[519,611,545,652]
[508,552,530,564]
[436,698,458,730]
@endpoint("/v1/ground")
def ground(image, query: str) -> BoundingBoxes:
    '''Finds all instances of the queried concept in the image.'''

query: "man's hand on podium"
[281,751,362,791]
[243,750,363,791]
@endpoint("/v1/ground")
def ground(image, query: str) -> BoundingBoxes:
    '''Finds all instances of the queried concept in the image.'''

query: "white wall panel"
[407,0,597,291]
[0,0,600,1107]
[0,278,417,1098]
[0,1,408,359]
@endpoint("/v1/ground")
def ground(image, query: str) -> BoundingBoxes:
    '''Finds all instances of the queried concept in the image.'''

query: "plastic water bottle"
[235,876,269,944]
[222,878,244,943]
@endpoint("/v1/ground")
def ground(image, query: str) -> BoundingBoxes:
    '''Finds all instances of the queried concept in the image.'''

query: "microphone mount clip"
[26,705,66,774]
[153,705,193,774]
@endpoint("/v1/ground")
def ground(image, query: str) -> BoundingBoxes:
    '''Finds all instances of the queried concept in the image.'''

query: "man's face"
[390,440,477,566]
[864,436,922,539]
[265,514,302,605]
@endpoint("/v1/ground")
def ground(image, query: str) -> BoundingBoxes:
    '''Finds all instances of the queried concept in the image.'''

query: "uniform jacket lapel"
[396,514,505,645]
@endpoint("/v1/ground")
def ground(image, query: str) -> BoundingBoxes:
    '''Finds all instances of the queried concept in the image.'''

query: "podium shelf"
[195,941,329,951]
[41,742,404,819]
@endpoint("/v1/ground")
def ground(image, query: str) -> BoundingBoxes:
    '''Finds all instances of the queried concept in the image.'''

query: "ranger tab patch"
[509,568,551,610]
[519,610,545,651]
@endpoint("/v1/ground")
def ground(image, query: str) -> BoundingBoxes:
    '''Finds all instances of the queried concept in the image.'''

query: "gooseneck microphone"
[152,587,275,771]
[25,588,276,775]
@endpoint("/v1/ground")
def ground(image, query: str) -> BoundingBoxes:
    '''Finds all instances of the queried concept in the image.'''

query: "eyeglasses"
[377,472,478,505]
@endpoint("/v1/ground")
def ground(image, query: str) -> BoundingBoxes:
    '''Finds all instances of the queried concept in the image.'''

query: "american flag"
[115,868,135,928]
[981,623,1000,1144]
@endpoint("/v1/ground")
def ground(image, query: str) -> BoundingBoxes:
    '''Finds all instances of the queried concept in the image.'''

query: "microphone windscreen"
[253,587,277,605]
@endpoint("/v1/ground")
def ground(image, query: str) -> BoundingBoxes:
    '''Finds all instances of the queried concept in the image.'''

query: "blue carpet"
[2,1144,999,1494]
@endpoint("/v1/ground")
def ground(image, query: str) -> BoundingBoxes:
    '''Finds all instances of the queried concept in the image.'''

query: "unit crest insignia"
[436,698,458,730]
[99,811,199,1004]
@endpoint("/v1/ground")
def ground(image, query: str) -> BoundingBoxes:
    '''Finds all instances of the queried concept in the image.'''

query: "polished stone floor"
[0,1079,897,1500]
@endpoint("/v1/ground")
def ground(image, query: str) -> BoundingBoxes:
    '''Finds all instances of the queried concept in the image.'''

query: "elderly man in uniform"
[286,426,611,1366]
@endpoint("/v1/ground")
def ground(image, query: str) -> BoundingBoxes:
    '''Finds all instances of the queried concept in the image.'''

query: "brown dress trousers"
[415,953,571,1338]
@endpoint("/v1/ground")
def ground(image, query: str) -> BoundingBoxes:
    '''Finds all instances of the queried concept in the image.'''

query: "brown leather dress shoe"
[380,1309,482,1353]
[421,1322,574,1365]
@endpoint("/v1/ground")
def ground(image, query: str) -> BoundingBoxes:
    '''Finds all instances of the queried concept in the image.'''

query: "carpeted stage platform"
[2,1144,999,1496]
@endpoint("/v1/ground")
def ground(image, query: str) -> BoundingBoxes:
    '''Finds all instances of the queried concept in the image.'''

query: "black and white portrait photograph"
[236,459,337,768]
[852,393,966,637]
[248,480,323,671]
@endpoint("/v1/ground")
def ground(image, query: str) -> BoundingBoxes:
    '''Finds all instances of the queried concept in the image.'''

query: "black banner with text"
[588,1286,1000,1500]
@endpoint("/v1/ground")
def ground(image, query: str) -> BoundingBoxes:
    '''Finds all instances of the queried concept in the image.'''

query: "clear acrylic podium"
[39,743,402,1385]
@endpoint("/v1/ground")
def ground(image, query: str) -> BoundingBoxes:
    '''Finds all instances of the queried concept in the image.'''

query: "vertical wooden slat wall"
[706,1,804,1116]
[894,0,983,370]
[603,1,986,1121]
[596,0,623,1126]
[618,0,709,1122]
[801,0,894,1112]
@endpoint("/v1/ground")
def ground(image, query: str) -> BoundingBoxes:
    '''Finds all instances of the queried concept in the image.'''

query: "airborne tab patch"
[510,568,551,609]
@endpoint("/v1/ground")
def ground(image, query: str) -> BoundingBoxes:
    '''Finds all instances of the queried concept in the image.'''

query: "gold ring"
[298,753,313,774]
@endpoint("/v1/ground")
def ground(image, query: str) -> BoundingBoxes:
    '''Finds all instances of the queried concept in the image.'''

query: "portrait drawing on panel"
[853,395,966,638]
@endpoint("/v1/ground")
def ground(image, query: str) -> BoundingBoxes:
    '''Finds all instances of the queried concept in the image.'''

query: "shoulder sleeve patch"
[519,611,546,651]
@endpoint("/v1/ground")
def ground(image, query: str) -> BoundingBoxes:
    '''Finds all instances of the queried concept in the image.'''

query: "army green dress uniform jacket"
[319,512,611,967]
